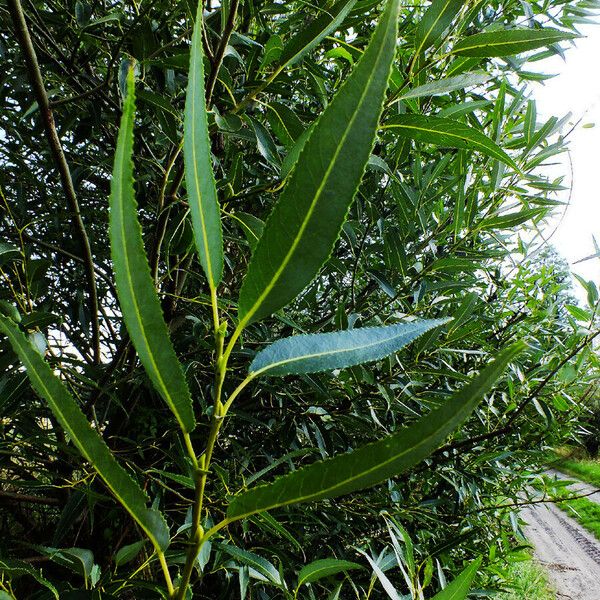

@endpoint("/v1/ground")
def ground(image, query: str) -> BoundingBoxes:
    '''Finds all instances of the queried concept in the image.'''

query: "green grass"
[554,457,600,488]
[557,495,600,540]
[496,557,555,600]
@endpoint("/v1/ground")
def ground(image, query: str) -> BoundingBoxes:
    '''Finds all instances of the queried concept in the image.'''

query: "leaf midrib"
[230,370,490,518]
[242,9,394,326]
[251,324,434,375]
[114,95,186,432]
[187,25,216,288]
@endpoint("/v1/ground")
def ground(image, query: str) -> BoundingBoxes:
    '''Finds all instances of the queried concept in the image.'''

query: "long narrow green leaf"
[184,1,224,288]
[452,28,579,57]
[297,559,363,588]
[109,68,195,433]
[384,115,517,169]
[238,0,401,326]
[249,319,449,377]
[227,343,525,520]
[279,0,357,68]
[397,72,490,100]
[0,316,170,551]
[430,557,482,600]
[415,0,464,55]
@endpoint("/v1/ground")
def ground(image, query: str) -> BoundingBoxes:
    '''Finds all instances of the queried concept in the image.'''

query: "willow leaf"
[415,0,464,55]
[430,557,482,600]
[249,319,449,377]
[184,1,224,288]
[452,28,579,57]
[0,316,170,551]
[397,72,490,100]
[238,0,401,326]
[227,343,525,520]
[109,68,195,433]
[384,115,517,169]
[279,0,357,68]
[297,559,363,588]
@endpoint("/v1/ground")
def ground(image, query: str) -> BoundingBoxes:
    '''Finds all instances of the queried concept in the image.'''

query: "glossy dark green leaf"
[297,559,363,587]
[184,1,224,288]
[279,0,357,68]
[109,69,195,433]
[452,28,579,57]
[430,557,482,600]
[415,0,464,55]
[227,343,525,519]
[384,115,517,169]
[238,0,401,325]
[0,315,170,551]
[249,319,449,376]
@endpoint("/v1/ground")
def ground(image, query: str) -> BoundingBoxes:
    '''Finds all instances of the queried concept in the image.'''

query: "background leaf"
[384,115,517,169]
[452,28,579,57]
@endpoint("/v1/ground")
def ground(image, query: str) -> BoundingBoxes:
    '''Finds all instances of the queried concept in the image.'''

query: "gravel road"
[521,472,600,600]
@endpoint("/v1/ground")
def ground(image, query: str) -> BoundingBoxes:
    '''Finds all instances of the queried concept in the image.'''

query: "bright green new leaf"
[415,0,464,55]
[297,559,363,588]
[0,315,170,551]
[384,115,517,169]
[109,68,195,434]
[452,28,579,57]
[238,0,401,325]
[430,557,482,600]
[249,319,449,377]
[397,72,490,100]
[184,0,224,288]
[227,343,525,519]
[279,0,357,68]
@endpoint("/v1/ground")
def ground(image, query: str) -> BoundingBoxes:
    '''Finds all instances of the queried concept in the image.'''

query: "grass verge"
[553,457,600,488]
[496,557,555,600]
[556,494,600,540]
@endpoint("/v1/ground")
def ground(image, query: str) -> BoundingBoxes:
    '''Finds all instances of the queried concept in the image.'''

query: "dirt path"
[521,472,600,600]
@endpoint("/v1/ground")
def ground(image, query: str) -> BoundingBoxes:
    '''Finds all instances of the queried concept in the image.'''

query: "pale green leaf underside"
[384,114,517,169]
[249,318,450,376]
[238,0,401,326]
[430,557,482,600]
[415,0,464,55]
[397,72,490,100]
[227,343,525,519]
[279,0,357,68]
[109,69,195,433]
[184,1,224,287]
[0,316,170,551]
[452,28,579,57]
[297,559,363,588]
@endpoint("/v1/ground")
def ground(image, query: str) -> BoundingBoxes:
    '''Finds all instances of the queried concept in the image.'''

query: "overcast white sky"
[532,24,600,295]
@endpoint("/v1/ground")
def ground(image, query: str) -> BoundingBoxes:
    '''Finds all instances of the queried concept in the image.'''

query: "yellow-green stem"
[174,284,228,599]
[157,550,175,596]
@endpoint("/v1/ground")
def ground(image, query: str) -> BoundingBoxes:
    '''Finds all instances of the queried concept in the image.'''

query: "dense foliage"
[1,0,599,598]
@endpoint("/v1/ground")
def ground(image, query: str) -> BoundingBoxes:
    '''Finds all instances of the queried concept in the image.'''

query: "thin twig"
[204,0,240,105]
[7,0,101,363]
